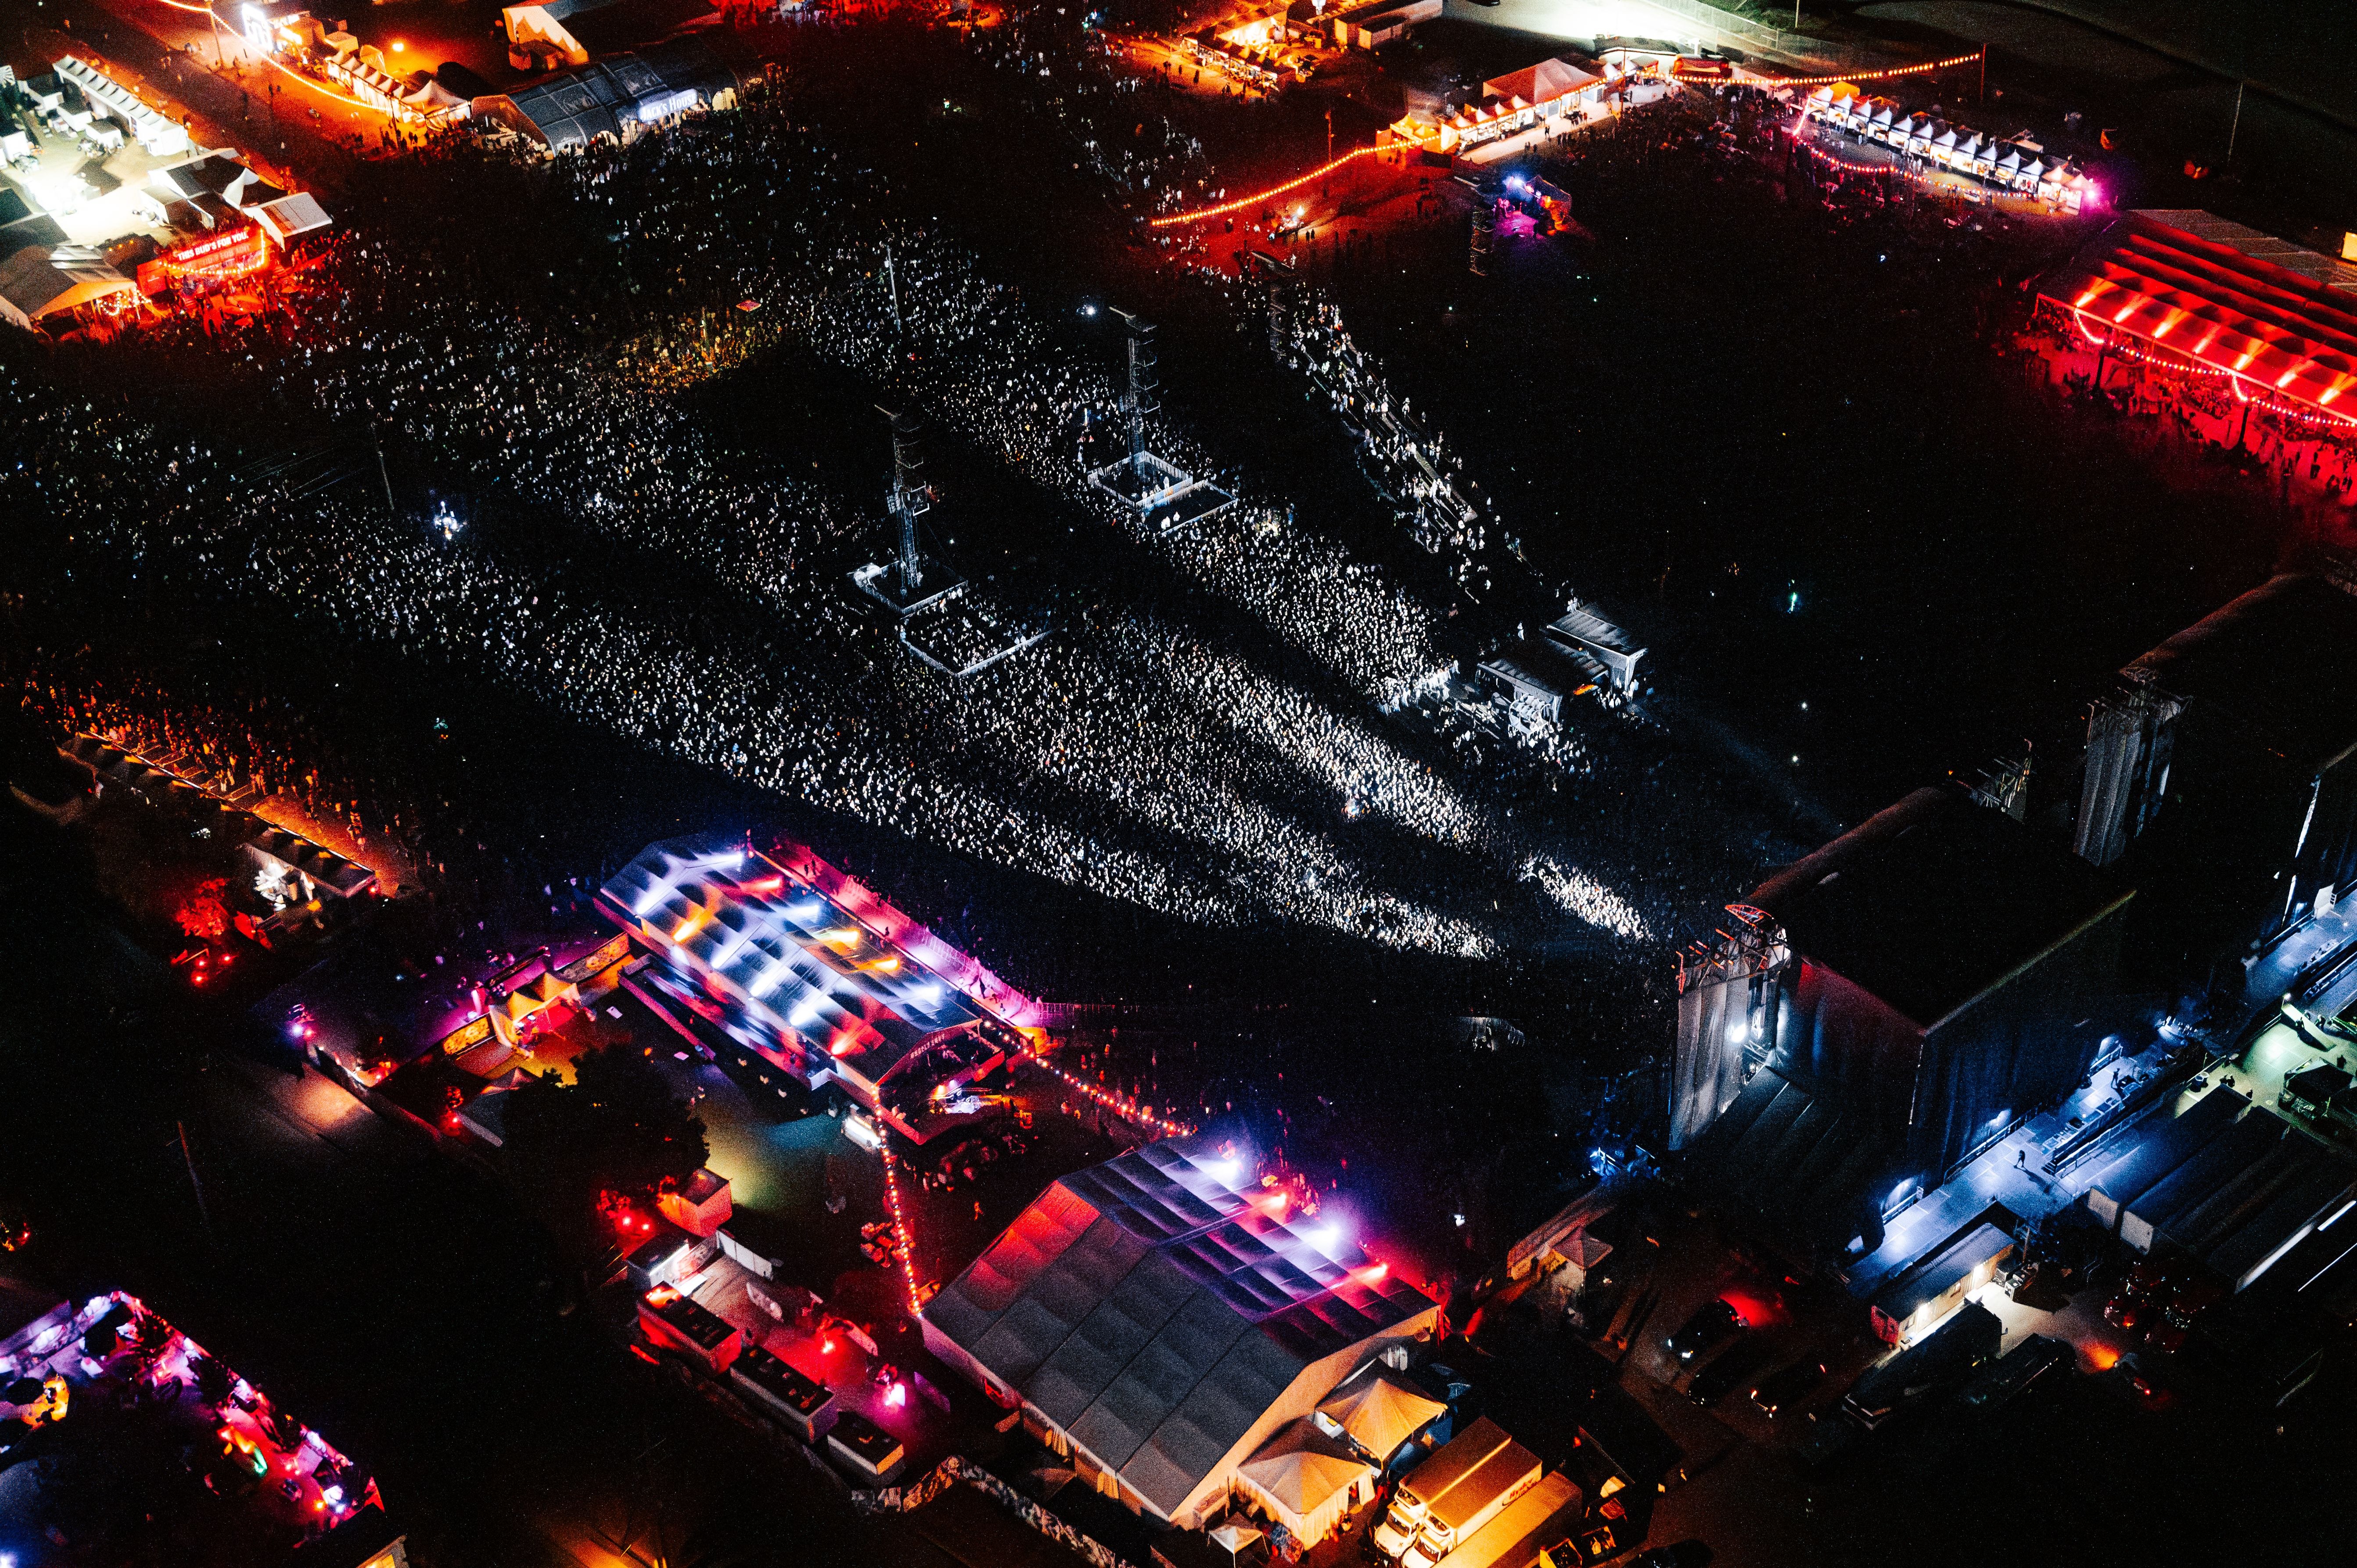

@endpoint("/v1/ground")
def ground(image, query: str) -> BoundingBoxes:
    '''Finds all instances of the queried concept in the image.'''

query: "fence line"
[852,1455,1143,1568]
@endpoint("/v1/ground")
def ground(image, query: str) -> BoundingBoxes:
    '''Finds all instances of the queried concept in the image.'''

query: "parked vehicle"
[1749,1357,1828,1417]
[1686,1336,1775,1407]
[1398,1430,1543,1568]
[1431,1471,1581,1568]
[1958,1334,2071,1409]
[1664,1298,1744,1361]
[1370,1416,1515,1560]
[1843,1302,2003,1429]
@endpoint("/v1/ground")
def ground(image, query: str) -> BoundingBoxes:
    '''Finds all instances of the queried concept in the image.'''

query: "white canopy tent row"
[1802,85,2095,210]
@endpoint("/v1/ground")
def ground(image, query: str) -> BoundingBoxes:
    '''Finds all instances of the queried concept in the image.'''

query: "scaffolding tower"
[1085,307,1236,536]
[850,408,1049,680]
[1668,906,1791,1150]
[887,405,929,595]
[852,406,963,617]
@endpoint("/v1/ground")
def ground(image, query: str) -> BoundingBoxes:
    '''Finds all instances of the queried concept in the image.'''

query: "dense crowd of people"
[5,79,1702,991]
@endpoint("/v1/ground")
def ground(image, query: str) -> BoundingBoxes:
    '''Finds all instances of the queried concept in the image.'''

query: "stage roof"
[1682,1066,1901,1254]
[2039,210,2357,420]
[926,1132,1434,1519]
[1748,788,2128,1029]
[2120,573,2357,772]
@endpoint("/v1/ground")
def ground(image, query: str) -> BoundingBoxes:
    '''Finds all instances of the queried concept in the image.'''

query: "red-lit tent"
[2039,209,2357,419]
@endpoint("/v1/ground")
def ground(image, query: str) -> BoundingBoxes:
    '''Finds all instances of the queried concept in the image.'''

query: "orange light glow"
[391,40,406,52]
[672,912,704,942]
[1151,147,1382,228]
[2083,1342,2120,1371]
[1743,47,1985,91]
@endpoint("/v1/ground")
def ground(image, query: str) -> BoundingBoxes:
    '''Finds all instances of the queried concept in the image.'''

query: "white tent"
[1206,1518,1265,1562]
[1233,1419,1374,1548]
[1315,1367,1447,1464]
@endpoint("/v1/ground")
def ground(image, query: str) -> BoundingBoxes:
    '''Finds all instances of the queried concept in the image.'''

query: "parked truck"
[1433,1470,1582,1568]
[1370,1416,1515,1559]
[1399,1431,1544,1568]
[1842,1300,2002,1429]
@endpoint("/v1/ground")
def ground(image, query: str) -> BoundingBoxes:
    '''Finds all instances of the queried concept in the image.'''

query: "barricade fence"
[850,1455,1141,1568]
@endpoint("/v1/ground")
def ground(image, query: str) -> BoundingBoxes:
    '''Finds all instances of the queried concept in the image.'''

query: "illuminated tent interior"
[2040,209,2357,421]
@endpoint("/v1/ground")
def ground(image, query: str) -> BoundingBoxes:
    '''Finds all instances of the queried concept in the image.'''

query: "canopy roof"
[1483,57,1602,104]
[597,832,1030,1098]
[1315,1365,1445,1459]
[489,34,737,148]
[2115,573,2357,771]
[149,149,286,210]
[1238,1418,1373,1514]
[2040,210,2357,418]
[253,192,334,243]
[927,1131,1435,1518]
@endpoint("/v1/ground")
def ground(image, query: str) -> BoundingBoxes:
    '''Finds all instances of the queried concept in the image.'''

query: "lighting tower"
[882,405,930,595]
[1110,308,1159,486]
[850,405,963,618]
[1082,302,1232,535]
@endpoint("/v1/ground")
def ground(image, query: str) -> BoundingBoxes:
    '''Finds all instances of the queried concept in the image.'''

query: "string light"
[1788,133,1923,182]
[1787,118,2092,208]
[1017,1042,1194,1138]
[1741,48,1986,92]
[2064,305,2357,431]
[879,1145,925,1316]
[186,7,417,122]
[256,49,402,116]
[1150,147,1380,228]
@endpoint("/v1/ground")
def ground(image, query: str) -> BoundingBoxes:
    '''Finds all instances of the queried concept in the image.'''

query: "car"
[1665,1297,1744,1361]
[1958,1335,2070,1409]
[1750,1357,1829,1417]
[1687,1335,1775,1406]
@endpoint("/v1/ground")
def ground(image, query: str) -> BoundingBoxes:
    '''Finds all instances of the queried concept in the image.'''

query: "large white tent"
[1234,1417,1375,1547]
[1314,1365,1446,1465]
[924,1131,1439,1529]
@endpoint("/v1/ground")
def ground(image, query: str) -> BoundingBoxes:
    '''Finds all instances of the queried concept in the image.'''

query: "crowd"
[4,81,1699,997]
[1279,293,1501,594]
[2027,305,2357,523]
[960,12,1216,216]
